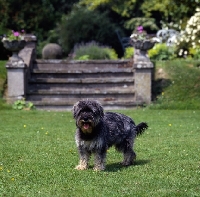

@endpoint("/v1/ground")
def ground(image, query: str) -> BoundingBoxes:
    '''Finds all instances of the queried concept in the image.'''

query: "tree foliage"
[79,0,198,31]
[79,0,158,32]
[0,0,79,40]
[79,0,138,17]
[141,0,199,27]
[0,0,79,59]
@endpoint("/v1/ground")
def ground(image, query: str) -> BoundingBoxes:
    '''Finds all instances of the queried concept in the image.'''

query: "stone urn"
[131,39,156,51]
[131,39,156,68]
[2,40,26,62]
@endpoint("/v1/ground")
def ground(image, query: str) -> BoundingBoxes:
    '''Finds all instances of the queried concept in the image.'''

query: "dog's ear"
[72,101,80,119]
[94,100,104,119]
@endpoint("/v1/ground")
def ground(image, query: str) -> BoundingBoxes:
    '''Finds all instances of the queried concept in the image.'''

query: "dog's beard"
[78,119,94,134]
[75,107,102,135]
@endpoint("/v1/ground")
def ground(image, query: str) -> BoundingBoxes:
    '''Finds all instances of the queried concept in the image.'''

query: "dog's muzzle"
[78,119,94,134]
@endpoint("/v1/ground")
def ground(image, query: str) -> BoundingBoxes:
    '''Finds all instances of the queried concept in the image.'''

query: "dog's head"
[72,100,104,134]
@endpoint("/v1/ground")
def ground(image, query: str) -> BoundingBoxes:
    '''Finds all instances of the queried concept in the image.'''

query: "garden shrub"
[148,43,176,60]
[180,8,200,53]
[12,99,35,110]
[58,8,123,56]
[164,8,200,58]
[189,47,200,60]
[103,48,118,60]
[72,41,118,60]
[123,47,134,59]
[0,27,11,60]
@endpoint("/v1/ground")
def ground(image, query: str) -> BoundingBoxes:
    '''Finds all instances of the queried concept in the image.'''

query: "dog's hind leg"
[75,149,91,170]
[121,149,136,166]
[116,140,136,166]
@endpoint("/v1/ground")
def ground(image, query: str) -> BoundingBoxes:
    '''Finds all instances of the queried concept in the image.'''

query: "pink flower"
[137,26,143,33]
[13,31,20,37]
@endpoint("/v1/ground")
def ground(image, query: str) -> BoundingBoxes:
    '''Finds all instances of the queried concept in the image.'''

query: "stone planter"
[3,40,27,103]
[2,40,26,62]
[131,39,156,68]
[131,39,156,51]
[131,39,156,103]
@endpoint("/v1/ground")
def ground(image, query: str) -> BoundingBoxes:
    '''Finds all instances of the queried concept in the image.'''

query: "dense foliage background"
[0,0,199,59]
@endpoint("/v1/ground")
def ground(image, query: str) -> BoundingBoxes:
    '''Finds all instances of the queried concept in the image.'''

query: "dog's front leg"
[75,148,91,170]
[93,151,106,171]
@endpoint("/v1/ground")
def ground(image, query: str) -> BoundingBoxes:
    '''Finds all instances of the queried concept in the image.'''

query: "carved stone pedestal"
[133,44,155,104]
[5,61,26,103]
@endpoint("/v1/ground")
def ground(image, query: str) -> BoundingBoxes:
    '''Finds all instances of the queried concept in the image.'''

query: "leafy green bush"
[73,41,118,60]
[12,99,35,110]
[189,47,200,60]
[148,43,176,60]
[123,47,134,59]
[58,8,122,56]
[175,8,200,57]
[76,55,90,60]
[103,48,118,60]
[0,27,11,60]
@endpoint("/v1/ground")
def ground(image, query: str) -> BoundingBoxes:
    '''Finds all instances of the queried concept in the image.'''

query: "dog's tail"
[136,122,148,136]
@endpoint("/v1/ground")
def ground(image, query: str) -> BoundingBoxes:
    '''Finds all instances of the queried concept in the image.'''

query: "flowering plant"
[2,30,25,42]
[130,26,150,41]
[155,7,200,57]
[173,8,200,57]
[130,26,158,50]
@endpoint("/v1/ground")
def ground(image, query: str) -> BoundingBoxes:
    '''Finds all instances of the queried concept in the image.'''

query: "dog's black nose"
[83,118,88,121]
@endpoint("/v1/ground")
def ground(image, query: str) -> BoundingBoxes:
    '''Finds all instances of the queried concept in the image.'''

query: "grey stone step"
[32,68,133,74]
[27,92,134,100]
[28,87,134,95]
[33,102,144,111]
[27,83,134,93]
[29,77,134,84]
[30,72,134,80]
[33,59,134,73]
[28,99,144,111]
[28,97,139,107]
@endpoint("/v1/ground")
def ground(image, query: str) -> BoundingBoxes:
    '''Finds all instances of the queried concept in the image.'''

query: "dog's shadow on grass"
[105,159,150,172]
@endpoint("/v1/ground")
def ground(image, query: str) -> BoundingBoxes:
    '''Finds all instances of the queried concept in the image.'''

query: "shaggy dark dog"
[72,100,148,171]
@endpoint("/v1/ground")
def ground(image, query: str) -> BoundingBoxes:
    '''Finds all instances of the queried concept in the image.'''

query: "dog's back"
[104,111,148,137]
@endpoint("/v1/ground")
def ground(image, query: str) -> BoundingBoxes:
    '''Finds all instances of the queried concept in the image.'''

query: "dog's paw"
[93,166,105,171]
[75,165,88,170]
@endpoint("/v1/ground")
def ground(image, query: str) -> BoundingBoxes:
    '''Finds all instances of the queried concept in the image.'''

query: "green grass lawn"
[1,109,200,197]
[151,60,200,110]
